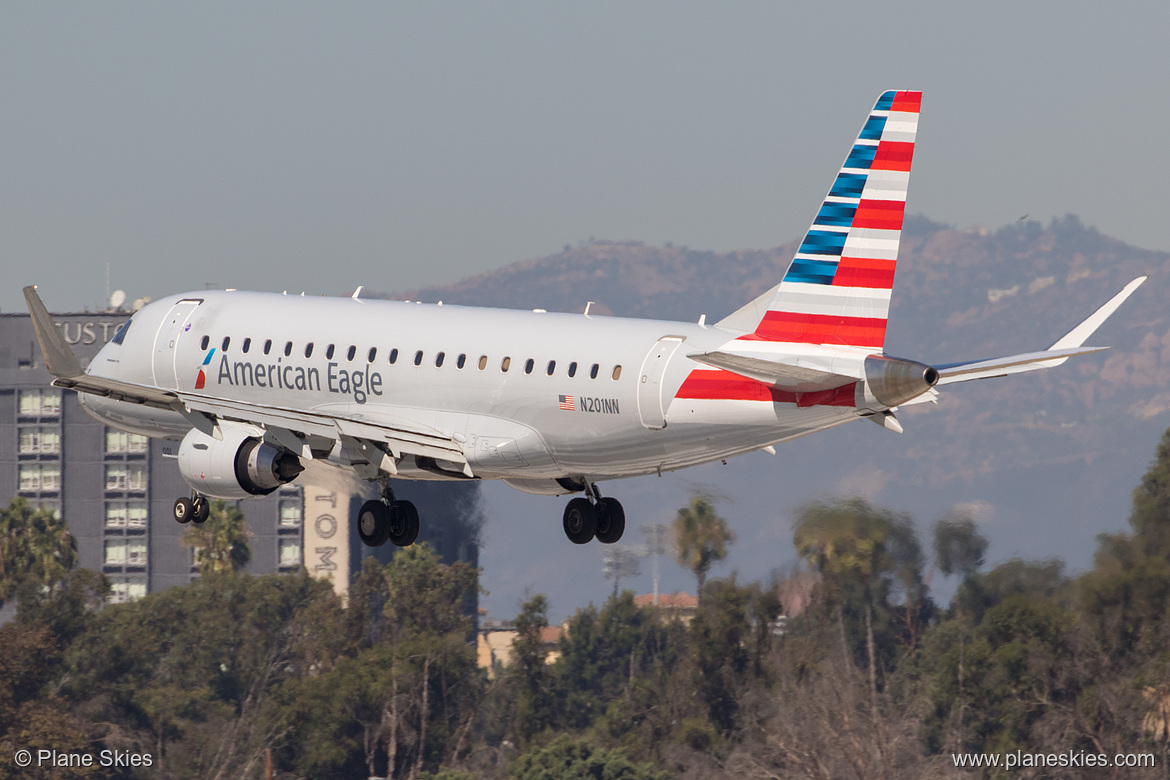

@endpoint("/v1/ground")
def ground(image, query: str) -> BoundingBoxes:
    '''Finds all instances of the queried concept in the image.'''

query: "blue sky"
[3,2,1168,313]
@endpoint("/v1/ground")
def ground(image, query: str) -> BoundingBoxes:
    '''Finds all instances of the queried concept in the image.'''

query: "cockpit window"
[111,319,132,345]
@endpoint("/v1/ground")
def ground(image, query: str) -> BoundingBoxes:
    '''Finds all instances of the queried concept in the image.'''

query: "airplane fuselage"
[82,290,867,489]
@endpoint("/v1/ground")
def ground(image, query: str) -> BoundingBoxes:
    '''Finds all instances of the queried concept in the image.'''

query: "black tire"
[595,497,626,544]
[173,497,193,524]
[563,497,597,544]
[389,500,420,547]
[191,497,210,524]
[358,500,391,547]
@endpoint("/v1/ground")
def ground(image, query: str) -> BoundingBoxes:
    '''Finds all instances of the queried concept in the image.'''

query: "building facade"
[0,309,479,605]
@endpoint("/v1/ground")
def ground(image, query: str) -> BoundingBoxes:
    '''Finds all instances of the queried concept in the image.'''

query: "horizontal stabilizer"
[687,349,856,393]
[934,276,1146,386]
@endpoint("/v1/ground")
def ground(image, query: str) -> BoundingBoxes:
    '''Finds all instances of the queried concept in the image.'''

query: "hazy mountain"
[370,215,1167,619]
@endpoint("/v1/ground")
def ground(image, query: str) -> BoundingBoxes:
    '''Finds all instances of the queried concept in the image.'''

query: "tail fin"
[718,90,921,351]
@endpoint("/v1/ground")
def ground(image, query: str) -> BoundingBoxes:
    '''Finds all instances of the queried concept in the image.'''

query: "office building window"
[18,389,62,417]
[19,463,61,492]
[19,426,61,454]
[279,499,302,527]
[106,463,147,492]
[105,428,148,454]
[108,577,148,604]
[279,539,301,567]
[104,539,127,565]
[106,500,147,528]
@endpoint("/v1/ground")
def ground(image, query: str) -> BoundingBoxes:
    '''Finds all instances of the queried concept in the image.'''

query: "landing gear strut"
[173,495,210,525]
[562,484,625,545]
[358,480,420,548]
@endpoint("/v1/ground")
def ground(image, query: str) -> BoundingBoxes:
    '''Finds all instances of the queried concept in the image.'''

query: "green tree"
[932,511,988,580]
[182,499,251,575]
[507,734,668,780]
[510,594,553,742]
[672,492,735,601]
[793,497,928,704]
[0,497,77,609]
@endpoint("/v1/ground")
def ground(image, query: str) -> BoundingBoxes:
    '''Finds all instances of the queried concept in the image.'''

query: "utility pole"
[642,523,667,606]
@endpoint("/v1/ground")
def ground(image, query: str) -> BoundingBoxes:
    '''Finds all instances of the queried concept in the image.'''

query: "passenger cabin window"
[478,355,488,370]
[368,347,377,363]
[389,348,398,364]
[457,354,466,369]
[326,344,335,359]
[221,337,230,351]
[501,357,511,372]
[111,320,132,346]
[304,343,314,358]
[346,346,356,361]
[590,363,599,379]
[263,339,272,355]
[284,342,293,357]
[547,360,556,376]
[524,359,534,374]
[414,351,423,366]
[242,338,251,353]
[612,365,622,380]
[568,361,577,378]
[200,335,209,350]
[435,352,445,367]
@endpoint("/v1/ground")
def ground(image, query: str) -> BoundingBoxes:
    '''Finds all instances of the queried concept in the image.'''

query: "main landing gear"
[358,480,420,548]
[173,494,211,524]
[563,485,625,545]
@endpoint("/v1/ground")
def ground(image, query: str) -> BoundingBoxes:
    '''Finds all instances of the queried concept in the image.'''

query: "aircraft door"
[636,336,684,430]
[151,299,202,388]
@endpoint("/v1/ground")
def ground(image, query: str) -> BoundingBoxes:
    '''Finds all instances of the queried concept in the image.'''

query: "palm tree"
[672,492,735,602]
[182,499,251,575]
[0,497,77,608]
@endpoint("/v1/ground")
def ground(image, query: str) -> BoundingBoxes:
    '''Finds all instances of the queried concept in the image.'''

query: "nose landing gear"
[562,484,625,545]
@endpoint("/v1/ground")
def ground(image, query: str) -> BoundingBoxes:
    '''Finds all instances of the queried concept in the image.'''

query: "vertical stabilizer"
[718,90,921,352]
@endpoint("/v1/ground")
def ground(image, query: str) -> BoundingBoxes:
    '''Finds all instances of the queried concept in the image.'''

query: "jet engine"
[859,354,939,409]
[177,426,304,499]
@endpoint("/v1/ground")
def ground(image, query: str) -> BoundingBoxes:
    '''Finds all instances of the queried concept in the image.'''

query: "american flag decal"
[558,394,576,411]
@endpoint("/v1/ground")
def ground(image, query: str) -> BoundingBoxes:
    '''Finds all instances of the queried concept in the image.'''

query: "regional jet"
[24,90,1145,548]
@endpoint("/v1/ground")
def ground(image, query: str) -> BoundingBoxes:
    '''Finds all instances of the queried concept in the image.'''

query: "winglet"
[23,286,83,378]
[1050,276,1147,351]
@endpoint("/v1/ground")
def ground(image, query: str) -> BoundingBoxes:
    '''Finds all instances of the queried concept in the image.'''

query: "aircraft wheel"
[358,500,391,547]
[563,497,597,544]
[173,497,194,524]
[191,496,211,524]
[595,497,626,544]
[389,501,420,547]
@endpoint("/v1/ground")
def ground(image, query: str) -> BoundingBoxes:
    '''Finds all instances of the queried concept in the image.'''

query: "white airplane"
[25,90,1145,549]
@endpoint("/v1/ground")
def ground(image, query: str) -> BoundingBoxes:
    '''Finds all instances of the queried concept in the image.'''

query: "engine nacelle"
[177,426,304,499]
[859,354,939,409]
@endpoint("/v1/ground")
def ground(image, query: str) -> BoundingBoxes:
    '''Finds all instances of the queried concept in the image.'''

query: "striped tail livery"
[720,90,921,351]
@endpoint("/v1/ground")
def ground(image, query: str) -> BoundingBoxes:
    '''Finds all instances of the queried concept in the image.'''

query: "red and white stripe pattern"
[742,90,921,351]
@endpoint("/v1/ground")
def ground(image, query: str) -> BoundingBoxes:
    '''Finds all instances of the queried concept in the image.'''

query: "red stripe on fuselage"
[675,370,856,407]
[744,311,886,348]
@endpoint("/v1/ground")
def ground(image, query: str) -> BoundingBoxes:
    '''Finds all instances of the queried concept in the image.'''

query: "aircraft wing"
[23,285,467,472]
[935,276,1146,386]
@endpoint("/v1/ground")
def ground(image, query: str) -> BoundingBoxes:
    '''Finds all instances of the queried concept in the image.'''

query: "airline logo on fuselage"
[204,353,384,404]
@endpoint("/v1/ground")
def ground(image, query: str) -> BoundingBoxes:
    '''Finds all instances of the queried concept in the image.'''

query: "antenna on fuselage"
[352,286,364,299]
[584,301,595,317]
